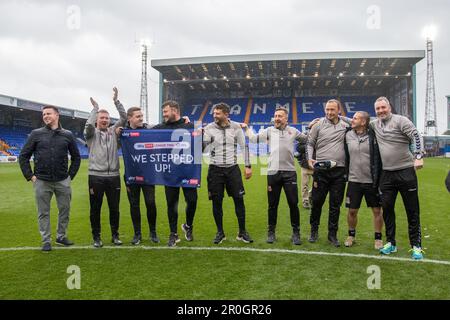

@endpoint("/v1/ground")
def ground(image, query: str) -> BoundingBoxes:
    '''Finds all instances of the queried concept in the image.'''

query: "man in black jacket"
[152,100,198,247]
[19,106,81,252]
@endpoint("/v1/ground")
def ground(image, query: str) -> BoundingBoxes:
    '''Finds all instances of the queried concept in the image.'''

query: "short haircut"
[97,109,109,115]
[42,105,59,114]
[356,111,370,128]
[162,100,180,112]
[326,99,342,110]
[275,107,289,115]
[375,96,391,106]
[213,102,230,114]
[127,107,142,118]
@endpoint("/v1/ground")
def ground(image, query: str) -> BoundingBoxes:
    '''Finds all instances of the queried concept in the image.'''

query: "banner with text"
[121,129,202,188]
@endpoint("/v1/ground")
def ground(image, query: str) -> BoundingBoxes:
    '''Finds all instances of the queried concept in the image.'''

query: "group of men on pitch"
[19,90,426,260]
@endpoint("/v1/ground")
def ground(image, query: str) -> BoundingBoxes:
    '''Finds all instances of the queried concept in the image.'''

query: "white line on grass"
[0,245,449,266]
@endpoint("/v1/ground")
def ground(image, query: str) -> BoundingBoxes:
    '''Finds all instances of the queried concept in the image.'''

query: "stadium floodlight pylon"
[140,39,149,124]
[423,25,438,136]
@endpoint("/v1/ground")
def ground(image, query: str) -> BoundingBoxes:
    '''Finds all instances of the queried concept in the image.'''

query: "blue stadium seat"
[183,96,377,131]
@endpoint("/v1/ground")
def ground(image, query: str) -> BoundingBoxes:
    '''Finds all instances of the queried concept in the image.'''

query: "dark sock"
[375,232,382,240]
[348,229,356,237]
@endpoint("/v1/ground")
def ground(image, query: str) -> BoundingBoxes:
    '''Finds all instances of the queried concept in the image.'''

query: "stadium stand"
[182,96,378,156]
[0,94,123,159]
[183,96,378,131]
[0,124,89,158]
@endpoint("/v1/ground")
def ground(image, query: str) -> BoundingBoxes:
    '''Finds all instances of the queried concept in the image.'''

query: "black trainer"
[56,237,74,246]
[309,229,319,243]
[292,231,301,245]
[42,242,52,252]
[150,231,160,243]
[213,231,226,244]
[168,233,180,247]
[266,229,276,244]
[93,238,103,248]
[181,223,193,241]
[131,233,142,245]
[236,231,254,243]
[112,235,122,246]
[328,233,340,247]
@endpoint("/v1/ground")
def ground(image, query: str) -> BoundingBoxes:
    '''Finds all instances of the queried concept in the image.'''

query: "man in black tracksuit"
[122,107,159,245]
[152,100,197,247]
[306,99,350,247]
[371,97,425,260]
[243,107,307,245]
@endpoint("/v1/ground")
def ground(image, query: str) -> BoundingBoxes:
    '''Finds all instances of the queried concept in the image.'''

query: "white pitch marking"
[0,245,449,266]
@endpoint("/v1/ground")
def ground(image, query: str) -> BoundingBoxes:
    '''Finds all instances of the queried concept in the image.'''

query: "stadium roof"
[0,93,116,121]
[152,50,425,91]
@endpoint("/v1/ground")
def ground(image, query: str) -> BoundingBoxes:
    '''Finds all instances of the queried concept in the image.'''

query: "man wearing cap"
[306,99,350,247]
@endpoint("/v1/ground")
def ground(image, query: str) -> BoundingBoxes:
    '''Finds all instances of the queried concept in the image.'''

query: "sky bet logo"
[134,142,190,150]
[128,176,144,182]
[182,179,199,185]
[121,132,140,137]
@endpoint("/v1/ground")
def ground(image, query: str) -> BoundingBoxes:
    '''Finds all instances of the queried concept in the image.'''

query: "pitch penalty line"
[0,245,449,266]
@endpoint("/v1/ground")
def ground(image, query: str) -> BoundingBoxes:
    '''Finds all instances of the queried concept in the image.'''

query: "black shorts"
[207,164,245,200]
[345,182,381,209]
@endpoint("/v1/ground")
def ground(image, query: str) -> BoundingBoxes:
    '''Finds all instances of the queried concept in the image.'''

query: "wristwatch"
[415,154,423,160]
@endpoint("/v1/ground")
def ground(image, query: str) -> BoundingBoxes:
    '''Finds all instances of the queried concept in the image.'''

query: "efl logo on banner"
[121,129,202,188]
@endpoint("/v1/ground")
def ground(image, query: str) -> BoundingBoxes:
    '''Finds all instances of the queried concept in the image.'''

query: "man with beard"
[152,100,198,247]
[242,107,307,245]
[203,102,253,245]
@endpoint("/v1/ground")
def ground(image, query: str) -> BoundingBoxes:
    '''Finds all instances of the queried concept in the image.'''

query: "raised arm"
[241,123,267,143]
[84,97,98,143]
[295,129,308,143]
[112,87,127,129]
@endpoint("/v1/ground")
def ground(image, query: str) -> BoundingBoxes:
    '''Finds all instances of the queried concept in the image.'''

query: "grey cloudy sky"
[0,0,448,132]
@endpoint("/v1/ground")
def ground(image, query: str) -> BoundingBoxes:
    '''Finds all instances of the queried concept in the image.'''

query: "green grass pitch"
[0,157,449,299]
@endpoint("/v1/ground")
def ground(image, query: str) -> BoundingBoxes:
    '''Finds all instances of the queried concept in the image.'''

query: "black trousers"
[379,167,421,247]
[88,175,121,239]
[310,167,346,234]
[165,186,198,233]
[211,195,246,233]
[207,165,247,233]
[267,171,300,230]
[126,184,157,235]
